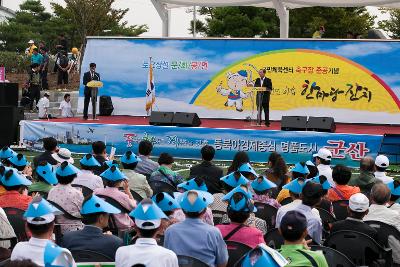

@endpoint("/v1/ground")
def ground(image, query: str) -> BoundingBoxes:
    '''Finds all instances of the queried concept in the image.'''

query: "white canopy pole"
[151,0,171,37]
[193,5,197,38]
[272,0,289,38]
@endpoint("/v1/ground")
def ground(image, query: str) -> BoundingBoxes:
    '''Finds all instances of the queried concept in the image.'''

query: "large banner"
[21,120,383,167]
[78,38,400,124]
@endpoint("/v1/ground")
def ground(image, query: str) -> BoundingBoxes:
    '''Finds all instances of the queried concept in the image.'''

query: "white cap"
[313,148,332,161]
[375,155,389,168]
[28,40,34,44]
[26,213,55,225]
[52,148,74,164]
[349,193,369,212]
[134,218,161,230]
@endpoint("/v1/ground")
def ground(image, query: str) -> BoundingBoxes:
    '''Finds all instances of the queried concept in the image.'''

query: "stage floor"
[39,116,400,135]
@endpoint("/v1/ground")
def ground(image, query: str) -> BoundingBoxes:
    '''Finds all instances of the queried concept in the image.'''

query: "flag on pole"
[145,58,156,114]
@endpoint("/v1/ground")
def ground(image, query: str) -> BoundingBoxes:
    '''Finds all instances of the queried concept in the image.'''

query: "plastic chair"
[130,190,144,202]
[366,220,400,262]
[3,207,29,242]
[316,207,337,239]
[149,180,177,196]
[254,202,278,229]
[264,228,284,249]
[177,255,209,267]
[0,258,10,267]
[225,241,252,267]
[71,184,93,197]
[310,245,355,267]
[70,250,113,262]
[332,200,349,220]
[324,230,392,267]
[96,194,131,235]
[212,210,226,225]
[280,197,293,206]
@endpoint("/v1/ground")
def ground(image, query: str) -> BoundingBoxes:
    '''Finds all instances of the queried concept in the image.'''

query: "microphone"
[94,73,100,81]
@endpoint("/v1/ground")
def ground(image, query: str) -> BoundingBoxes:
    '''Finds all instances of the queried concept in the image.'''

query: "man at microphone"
[254,68,272,127]
[83,62,100,120]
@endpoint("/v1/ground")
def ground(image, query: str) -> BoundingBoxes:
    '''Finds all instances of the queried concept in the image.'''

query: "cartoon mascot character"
[216,70,252,112]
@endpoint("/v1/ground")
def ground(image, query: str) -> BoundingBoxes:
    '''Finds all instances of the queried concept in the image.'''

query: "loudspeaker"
[307,116,336,133]
[99,95,114,116]
[0,83,18,107]
[172,112,201,127]
[0,106,24,147]
[149,111,175,126]
[281,116,307,131]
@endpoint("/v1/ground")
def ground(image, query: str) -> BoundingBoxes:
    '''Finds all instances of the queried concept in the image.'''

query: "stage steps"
[379,134,400,165]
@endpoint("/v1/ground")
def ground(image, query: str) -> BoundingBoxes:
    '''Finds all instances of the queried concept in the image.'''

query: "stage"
[19,116,399,167]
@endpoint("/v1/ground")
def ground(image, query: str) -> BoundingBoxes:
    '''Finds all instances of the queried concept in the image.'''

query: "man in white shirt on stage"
[59,93,74,118]
[37,92,50,119]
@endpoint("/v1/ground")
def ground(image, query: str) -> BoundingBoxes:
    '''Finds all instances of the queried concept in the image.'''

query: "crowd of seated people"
[0,139,398,267]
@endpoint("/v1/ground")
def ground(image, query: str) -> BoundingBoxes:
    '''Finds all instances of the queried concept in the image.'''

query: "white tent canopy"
[151,0,400,37]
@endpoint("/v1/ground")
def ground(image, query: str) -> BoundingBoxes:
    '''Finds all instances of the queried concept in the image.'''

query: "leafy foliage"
[379,9,400,39]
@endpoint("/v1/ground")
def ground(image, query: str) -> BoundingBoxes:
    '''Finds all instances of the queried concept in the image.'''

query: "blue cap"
[238,163,258,176]
[56,162,80,177]
[291,162,310,175]
[227,192,256,213]
[36,162,58,185]
[220,171,249,188]
[104,160,119,168]
[80,154,101,167]
[282,178,307,194]
[178,190,214,213]
[0,146,17,160]
[9,154,29,167]
[24,197,62,220]
[306,160,315,167]
[130,199,168,229]
[121,151,142,165]
[222,185,252,201]
[177,178,208,192]
[251,176,277,192]
[152,192,180,212]
[44,241,74,267]
[310,175,331,190]
[1,168,32,186]
[387,180,400,196]
[81,195,121,215]
[100,165,127,181]
[241,245,286,267]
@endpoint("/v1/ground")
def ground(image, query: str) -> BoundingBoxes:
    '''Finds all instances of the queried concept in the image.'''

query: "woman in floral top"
[251,175,281,209]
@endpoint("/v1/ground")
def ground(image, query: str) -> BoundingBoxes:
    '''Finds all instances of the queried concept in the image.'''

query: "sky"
[2,0,390,37]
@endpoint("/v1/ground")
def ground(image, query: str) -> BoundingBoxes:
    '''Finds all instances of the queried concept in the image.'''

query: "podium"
[86,80,103,120]
[245,86,271,126]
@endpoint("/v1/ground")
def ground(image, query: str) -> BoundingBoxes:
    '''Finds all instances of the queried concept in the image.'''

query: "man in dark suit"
[189,145,224,194]
[82,63,100,120]
[254,69,272,126]
[61,195,123,260]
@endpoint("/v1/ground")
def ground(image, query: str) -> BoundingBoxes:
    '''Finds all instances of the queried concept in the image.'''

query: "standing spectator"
[0,169,32,210]
[374,155,393,184]
[30,48,43,66]
[56,51,69,87]
[278,211,328,267]
[121,151,152,198]
[62,195,123,260]
[59,93,74,118]
[314,148,333,186]
[327,165,360,201]
[26,63,41,112]
[164,190,229,267]
[39,48,49,90]
[227,151,250,174]
[37,92,50,119]
[349,156,377,194]
[149,153,184,188]
[116,199,179,267]
[33,137,58,167]
[26,40,37,56]
[135,140,159,176]
[312,26,325,38]
[56,34,68,52]
[72,154,103,191]
[190,145,224,194]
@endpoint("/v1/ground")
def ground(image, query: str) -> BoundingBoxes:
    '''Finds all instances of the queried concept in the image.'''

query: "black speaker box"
[0,106,24,147]
[99,95,114,116]
[0,83,18,107]
[307,116,336,133]
[149,111,175,126]
[172,112,201,127]
[281,116,307,131]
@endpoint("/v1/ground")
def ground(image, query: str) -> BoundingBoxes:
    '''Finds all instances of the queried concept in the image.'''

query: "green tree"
[190,6,374,38]
[378,9,400,38]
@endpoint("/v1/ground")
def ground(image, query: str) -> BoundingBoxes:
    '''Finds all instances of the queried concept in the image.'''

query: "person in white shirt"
[115,198,179,267]
[314,148,334,186]
[37,92,50,119]
[72,154,104,191]
[374,155,393,184]
[11,196,76,267]
[59,93,74,118]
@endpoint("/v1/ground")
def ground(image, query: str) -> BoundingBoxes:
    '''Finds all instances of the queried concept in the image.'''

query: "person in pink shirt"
[94,165,136,230]
[216,188,265,248]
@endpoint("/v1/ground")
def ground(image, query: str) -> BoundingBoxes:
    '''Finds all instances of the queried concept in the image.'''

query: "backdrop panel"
[78,38,400,124]
[20,120,383,167]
